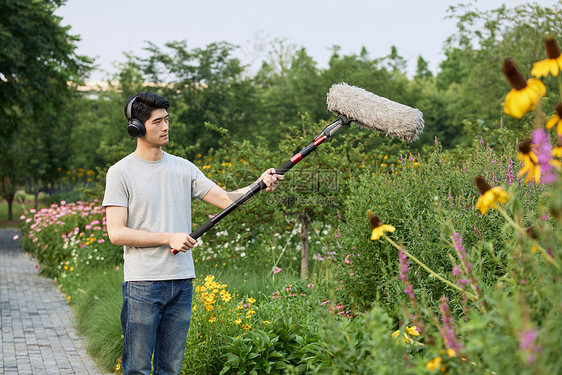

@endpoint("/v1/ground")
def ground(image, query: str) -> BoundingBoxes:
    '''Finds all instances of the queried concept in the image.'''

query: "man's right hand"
[168,233,196,252]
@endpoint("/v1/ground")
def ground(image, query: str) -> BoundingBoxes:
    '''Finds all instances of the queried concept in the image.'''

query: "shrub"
[333,140,544,313]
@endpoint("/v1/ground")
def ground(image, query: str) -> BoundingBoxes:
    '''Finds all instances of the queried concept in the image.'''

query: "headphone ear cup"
[127,118,146,138]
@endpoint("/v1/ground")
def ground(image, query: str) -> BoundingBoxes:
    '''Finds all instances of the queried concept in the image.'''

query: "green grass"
[70,268,124,372]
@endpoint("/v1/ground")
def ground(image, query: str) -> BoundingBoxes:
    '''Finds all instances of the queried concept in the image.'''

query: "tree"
[253,44,325,132]
[415,55,433,80]
[0,0,91,216]
[136,40,256,157]
[437,1,562,146]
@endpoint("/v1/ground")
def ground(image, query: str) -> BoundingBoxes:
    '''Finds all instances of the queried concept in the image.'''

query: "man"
[102,92,283,375]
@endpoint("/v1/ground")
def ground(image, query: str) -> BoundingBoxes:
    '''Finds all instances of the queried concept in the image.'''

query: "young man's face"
[142,108,169,147]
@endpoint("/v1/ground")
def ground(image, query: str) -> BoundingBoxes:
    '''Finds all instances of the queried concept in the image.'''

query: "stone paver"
[0,228,108,374]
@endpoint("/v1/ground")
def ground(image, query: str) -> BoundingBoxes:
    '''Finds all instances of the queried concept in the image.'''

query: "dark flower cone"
[518,139,533,155]
[475,176,492,195]
[367,209,382,229]
[546,35,561,59]
[503,58,527,90]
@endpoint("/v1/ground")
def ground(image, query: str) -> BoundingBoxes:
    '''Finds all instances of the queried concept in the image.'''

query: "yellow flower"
[247,297,256,304]
[367,210,395,240]
[391,329,413,343]
[503,58,546,118]
[234,318,242,325]
[517,139,541,183]
[406,326,420,336]
[425,357,443,371]
[474,176,510,215]
[209,317,216,323]
[553,139,562,158]
[546,103,562,137]
[246,308,256,317]
[531,35,562,78]
[220,290,232,303]
[114,358,122,372]
[447,348,456,357]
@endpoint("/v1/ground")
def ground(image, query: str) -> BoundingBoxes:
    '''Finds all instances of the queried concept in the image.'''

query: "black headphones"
[126,96,146,137]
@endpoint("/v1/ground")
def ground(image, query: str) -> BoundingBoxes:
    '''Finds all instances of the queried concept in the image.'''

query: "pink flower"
[273,267,282,274]
[313,253,324,261]
[13,234,19,240]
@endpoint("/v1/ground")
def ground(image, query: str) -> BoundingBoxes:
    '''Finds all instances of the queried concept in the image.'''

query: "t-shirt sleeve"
[102,166,129,207]
[191,164,216,200]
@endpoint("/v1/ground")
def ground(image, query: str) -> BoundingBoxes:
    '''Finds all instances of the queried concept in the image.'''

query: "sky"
[55,0,557,81]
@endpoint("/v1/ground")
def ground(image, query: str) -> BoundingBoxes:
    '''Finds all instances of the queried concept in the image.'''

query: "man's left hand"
[259,168,284,192]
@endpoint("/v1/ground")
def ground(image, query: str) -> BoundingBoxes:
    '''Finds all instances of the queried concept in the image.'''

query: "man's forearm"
[225,182,258,202]
[108,226,172,248]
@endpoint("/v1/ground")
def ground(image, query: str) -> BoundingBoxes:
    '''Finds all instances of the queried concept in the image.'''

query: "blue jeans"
[121,279,193,375]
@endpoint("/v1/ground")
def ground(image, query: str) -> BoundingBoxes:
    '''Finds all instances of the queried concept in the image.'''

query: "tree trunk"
[300,209,310,279]
[7,197,14,221]
[1,176,16,220]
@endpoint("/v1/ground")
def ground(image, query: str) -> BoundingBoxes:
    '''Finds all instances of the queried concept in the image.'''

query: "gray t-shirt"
[102,152,215,281]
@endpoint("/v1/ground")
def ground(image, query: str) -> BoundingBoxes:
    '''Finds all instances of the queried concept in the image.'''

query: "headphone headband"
[126,95,145,138]
[126,96,137,121]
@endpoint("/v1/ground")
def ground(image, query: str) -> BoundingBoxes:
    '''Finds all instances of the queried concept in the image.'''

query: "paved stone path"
[0,228,108,375]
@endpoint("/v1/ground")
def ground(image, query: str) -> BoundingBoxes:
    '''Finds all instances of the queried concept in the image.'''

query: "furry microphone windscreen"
[326,83,424,142]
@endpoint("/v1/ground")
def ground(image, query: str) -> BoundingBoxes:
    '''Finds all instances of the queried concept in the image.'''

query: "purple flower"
[506,158,514,186]
[519,328,538,350]
[473,226,482,240]
[532,128,557,184]
[439,297,463,352]
[398,250,415,300]
[451,233,472,275]
[519,327,542,364]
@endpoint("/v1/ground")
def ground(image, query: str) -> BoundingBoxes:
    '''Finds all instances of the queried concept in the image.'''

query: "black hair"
[124,92,170,124]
